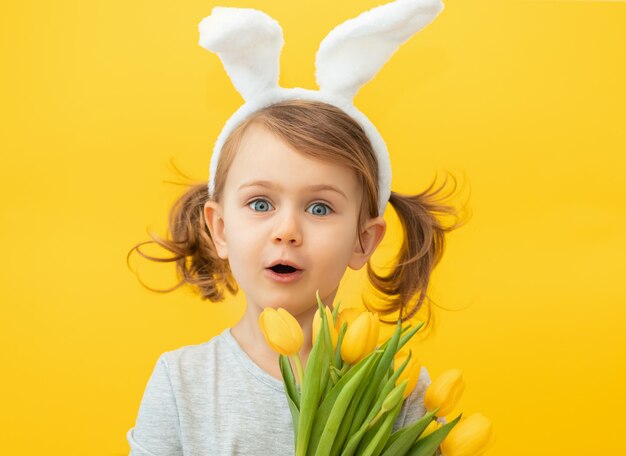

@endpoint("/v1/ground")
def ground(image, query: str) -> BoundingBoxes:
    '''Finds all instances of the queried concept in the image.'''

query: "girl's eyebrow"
[238,179,347,200]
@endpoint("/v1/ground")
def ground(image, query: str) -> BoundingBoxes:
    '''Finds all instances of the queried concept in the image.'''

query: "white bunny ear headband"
[198,0,445,217]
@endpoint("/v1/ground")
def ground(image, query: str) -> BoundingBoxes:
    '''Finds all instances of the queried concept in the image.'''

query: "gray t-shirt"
[127,327,444,455]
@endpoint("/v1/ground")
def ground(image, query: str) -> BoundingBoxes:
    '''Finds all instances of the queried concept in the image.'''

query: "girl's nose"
[272,210,302,246]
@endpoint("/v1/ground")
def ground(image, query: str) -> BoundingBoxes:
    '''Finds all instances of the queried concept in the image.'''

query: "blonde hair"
[127,99,470,332]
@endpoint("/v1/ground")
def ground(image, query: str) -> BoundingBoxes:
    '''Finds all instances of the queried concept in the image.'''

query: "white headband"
[198,0,444,217]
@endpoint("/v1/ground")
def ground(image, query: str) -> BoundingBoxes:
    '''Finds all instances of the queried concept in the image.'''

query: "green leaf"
[406,413,463,456]
[329,358,380,456]
[348,320,404,438]
[360,398,404,456]
[313,352,381,456]
[279,354,300,409]
[398,324,423,351]
[380,409,438,456]
[286,387,301,448]
[356,410,383,454]
[317,290,334,404]
[295,295,327,456]
[279,354,301,453]
[319,359,332,402]
[339,413,370,456]
[334,321,348,369]
[332,300,341,324]
[307,350,380,455]
[340,350,412,456]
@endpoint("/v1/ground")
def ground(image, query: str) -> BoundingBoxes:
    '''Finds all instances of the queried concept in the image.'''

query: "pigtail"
[364,171,471,332]
[126,172,237,302]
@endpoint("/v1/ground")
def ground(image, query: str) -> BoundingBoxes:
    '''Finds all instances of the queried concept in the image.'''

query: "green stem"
[367,408,385,430]
[292,354,304,387]
[330,367,339,385]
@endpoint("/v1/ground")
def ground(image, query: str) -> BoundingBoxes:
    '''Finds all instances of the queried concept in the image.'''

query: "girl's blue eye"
[249,199,273,212]
[306,202,332,216]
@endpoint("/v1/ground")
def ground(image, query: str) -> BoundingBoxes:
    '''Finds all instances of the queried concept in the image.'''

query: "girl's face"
[204,123,386,320]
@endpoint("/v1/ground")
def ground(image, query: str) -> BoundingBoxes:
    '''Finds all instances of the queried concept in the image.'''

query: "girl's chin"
[255,297,319,316]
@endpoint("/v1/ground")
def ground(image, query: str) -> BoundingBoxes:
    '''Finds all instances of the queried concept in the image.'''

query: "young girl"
[127,1,468,455]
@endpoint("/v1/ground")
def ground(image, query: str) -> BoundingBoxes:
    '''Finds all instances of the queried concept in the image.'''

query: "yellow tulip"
[336,307,361,332]
[393,348,422,399]
[340,310,379,364]
[423,368,465,417]
[312,305,338,349]
[258,308,304,356]
[439,412,495,456]
[419,419,442,440]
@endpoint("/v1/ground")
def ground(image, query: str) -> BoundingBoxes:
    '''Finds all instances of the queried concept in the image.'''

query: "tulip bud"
[424,368,465,417]
[258,308,304,356]
[381,379,407,413]
[340,310,379,364]
[312,305,338,349]
[439,412,495,456]
[393,348,422,399]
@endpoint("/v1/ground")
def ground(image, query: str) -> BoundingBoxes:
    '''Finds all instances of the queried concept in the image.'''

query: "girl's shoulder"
[156,327,233,380]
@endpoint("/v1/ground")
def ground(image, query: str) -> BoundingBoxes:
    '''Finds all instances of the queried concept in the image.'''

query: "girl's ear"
[203,200,228,260]
[348,216,386,270]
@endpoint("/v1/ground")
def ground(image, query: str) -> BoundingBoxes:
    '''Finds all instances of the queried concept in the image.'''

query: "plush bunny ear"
[315,0,444,102]
[198,7,283,101]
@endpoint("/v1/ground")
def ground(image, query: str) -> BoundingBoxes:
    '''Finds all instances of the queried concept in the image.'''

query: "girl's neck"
[231,305,315,365]
[230,292,337,382]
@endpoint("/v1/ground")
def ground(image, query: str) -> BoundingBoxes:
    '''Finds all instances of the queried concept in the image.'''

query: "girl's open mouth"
[265,264,304,283]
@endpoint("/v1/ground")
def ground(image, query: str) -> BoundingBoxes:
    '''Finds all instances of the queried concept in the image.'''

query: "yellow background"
[1,0,625,454]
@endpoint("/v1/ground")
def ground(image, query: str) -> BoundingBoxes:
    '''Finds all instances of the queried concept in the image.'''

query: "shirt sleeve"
[127,354,184,456]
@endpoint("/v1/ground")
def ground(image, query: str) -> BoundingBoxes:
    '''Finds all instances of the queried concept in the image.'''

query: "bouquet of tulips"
[258,290,495,456]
